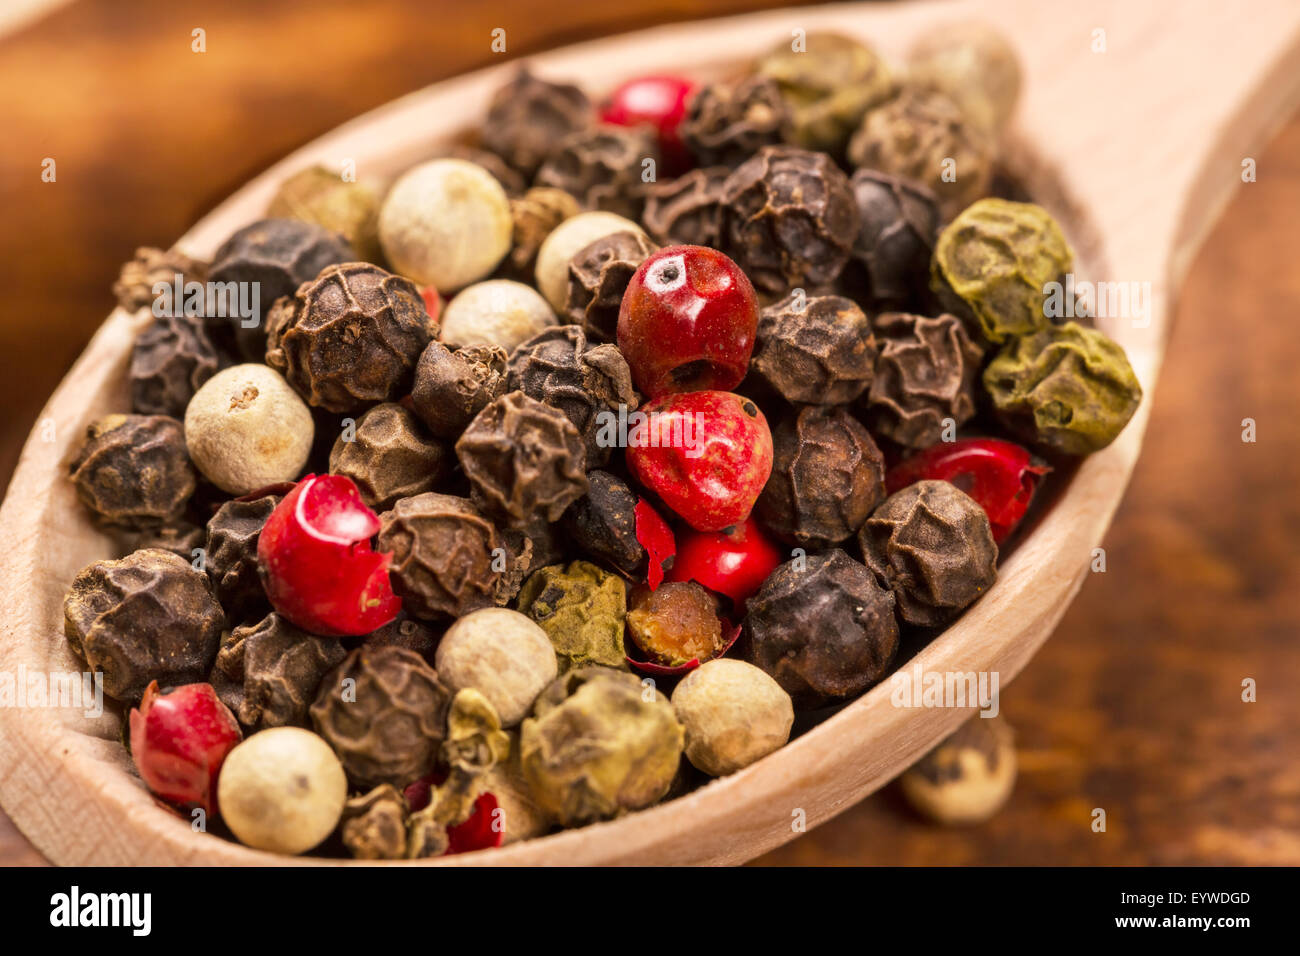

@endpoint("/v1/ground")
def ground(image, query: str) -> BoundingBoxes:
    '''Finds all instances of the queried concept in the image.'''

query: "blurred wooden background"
[1,0,1296,866]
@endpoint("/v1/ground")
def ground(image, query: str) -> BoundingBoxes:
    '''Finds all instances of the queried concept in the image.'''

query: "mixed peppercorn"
[63,24,1140,856]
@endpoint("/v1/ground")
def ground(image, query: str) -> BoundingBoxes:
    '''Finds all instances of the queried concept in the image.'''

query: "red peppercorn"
[667,516,783,607]
[601,74,697,174]
[418,284,441,326]
[626,390,773,533]
[257,474,401,636]
[617,245,760,398]
[885,438,1051,544]
[445,792,505,854]
[128,681,242,815]
[634,497,676,589]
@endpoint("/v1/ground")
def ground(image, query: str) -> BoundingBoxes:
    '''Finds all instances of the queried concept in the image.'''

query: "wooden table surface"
[2,0,1296,866]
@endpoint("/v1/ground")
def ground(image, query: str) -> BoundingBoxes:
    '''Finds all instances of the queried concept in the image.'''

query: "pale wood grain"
[1,0,1298,866]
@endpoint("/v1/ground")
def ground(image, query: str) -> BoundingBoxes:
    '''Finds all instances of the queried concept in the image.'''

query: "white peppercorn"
[439,279,557,352]
[671,659,793,776]
[534,211,646,312]
[434,607,559,727]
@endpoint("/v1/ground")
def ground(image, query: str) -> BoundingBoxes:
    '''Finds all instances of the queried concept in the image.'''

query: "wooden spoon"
[2,0,1298,866]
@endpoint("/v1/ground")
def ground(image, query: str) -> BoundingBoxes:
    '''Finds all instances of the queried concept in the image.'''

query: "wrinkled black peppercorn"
[310,644,452,789]
[204,492,281,621]
[721,145,860,295]
[751,292,877,405]
[864,312,983,448]
[850,169,940,311]
[535,124,660,220]
[506,326,638,467]
[208,218,355,360]
[859,480,998,627]
[265,262,435,414]
[209,611,347,731]
[564,230,659,342]
[130,312,221,418]
[127,520,206,560]
[745,549,898,708]
[363,614,441,660]
[641,166,729,249]
[63,549,225,703]
[480,68,594,180]
[329,403,449,511]
[70,414,195,530]
[680,76,790,168]
[560,469,646,576]
[377,492,502,620]
[410,342,508,440]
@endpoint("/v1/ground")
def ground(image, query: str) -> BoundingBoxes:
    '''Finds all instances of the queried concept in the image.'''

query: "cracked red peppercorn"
[129,681,242,815]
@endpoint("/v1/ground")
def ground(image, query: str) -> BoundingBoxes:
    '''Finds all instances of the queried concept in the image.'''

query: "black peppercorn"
[208,218,355,360]
[63,549,226,703]
[127,520,206,560]
[328,402,450,511]
[70,414,195,530]
[377,492,502,620]
[265,262,435,414]
[506,325,638,468]
[480,68,594,180]
[560,469,646,576]
[456,390,589,526]
[745,549,898,707]
[410,342,508,440]
[850,169,940,312]
[435,144,528,196]
[859,480,997,627]
[363,614,441,660]
[209,611,347,731]
[310,644,453,789]
[130,312,221,418]
[864,312,984,448]
[641,166,730,249]
[751,292,877,405]
[721,145,860,295]
[564,230,659,342]
[680,76,790,168]
[204,492,281,621]
[756,405,886,548]
[535,124,660,220]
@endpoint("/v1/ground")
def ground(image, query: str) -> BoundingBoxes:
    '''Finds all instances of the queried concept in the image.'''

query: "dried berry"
[848,86,995,219]
[455,390,589,526]
[859,480,998,627]
[751,292,877,405]
[363,614,441,659]
[184,364,315,496]
[130,312,220,418]
[564,230,659,342]
[63,549,225,703]
[378,159,513,291]
[341,784,409,860]
[930,198,1074,344]
[721,145,860,295]
[128,680,241,813]
[671,658,793,776]
[519,667,684,826]
[535,124,660,220]
[436,144,528,196]
[864,311,984,448]
[508,187,581,277]
[493,524,559,607]
[559,470,645,576]
[267,164,382,264]
[745,549,898,707]
[209,612,347,731]
[666,517,782,608]
[535,211,646,312]
[265,262,435,413]
[439,279,557,353]
[756,405,886,548]
[480,68,594,179]
[908,22,1022,133]
[680,76,790,167]
[70,414,195,530]
[517,561,628,672]
[329,403,449,510]
[204,492,281,619]
[755,32,894,158]
[850,169,940,311]
[377,492,501,620]
[128,521,206,560]
[898,712,1017,824]
[113,246,208,314]
[641,166,729,249]
[626,581,725,668]
[410,342,508,439]
[208,218,355,359]
[983,322,1142,455]
[435,607,559,727]
[506,326,638,468]
[310,644,452,789]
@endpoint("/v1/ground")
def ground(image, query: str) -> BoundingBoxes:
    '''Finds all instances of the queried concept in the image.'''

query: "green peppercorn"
[755,31,894,159]
[267,165,382,264]
[983,321,1142,455]
[931,198,1073,344]
[516,560,628,673]
[907,22,1022,135]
